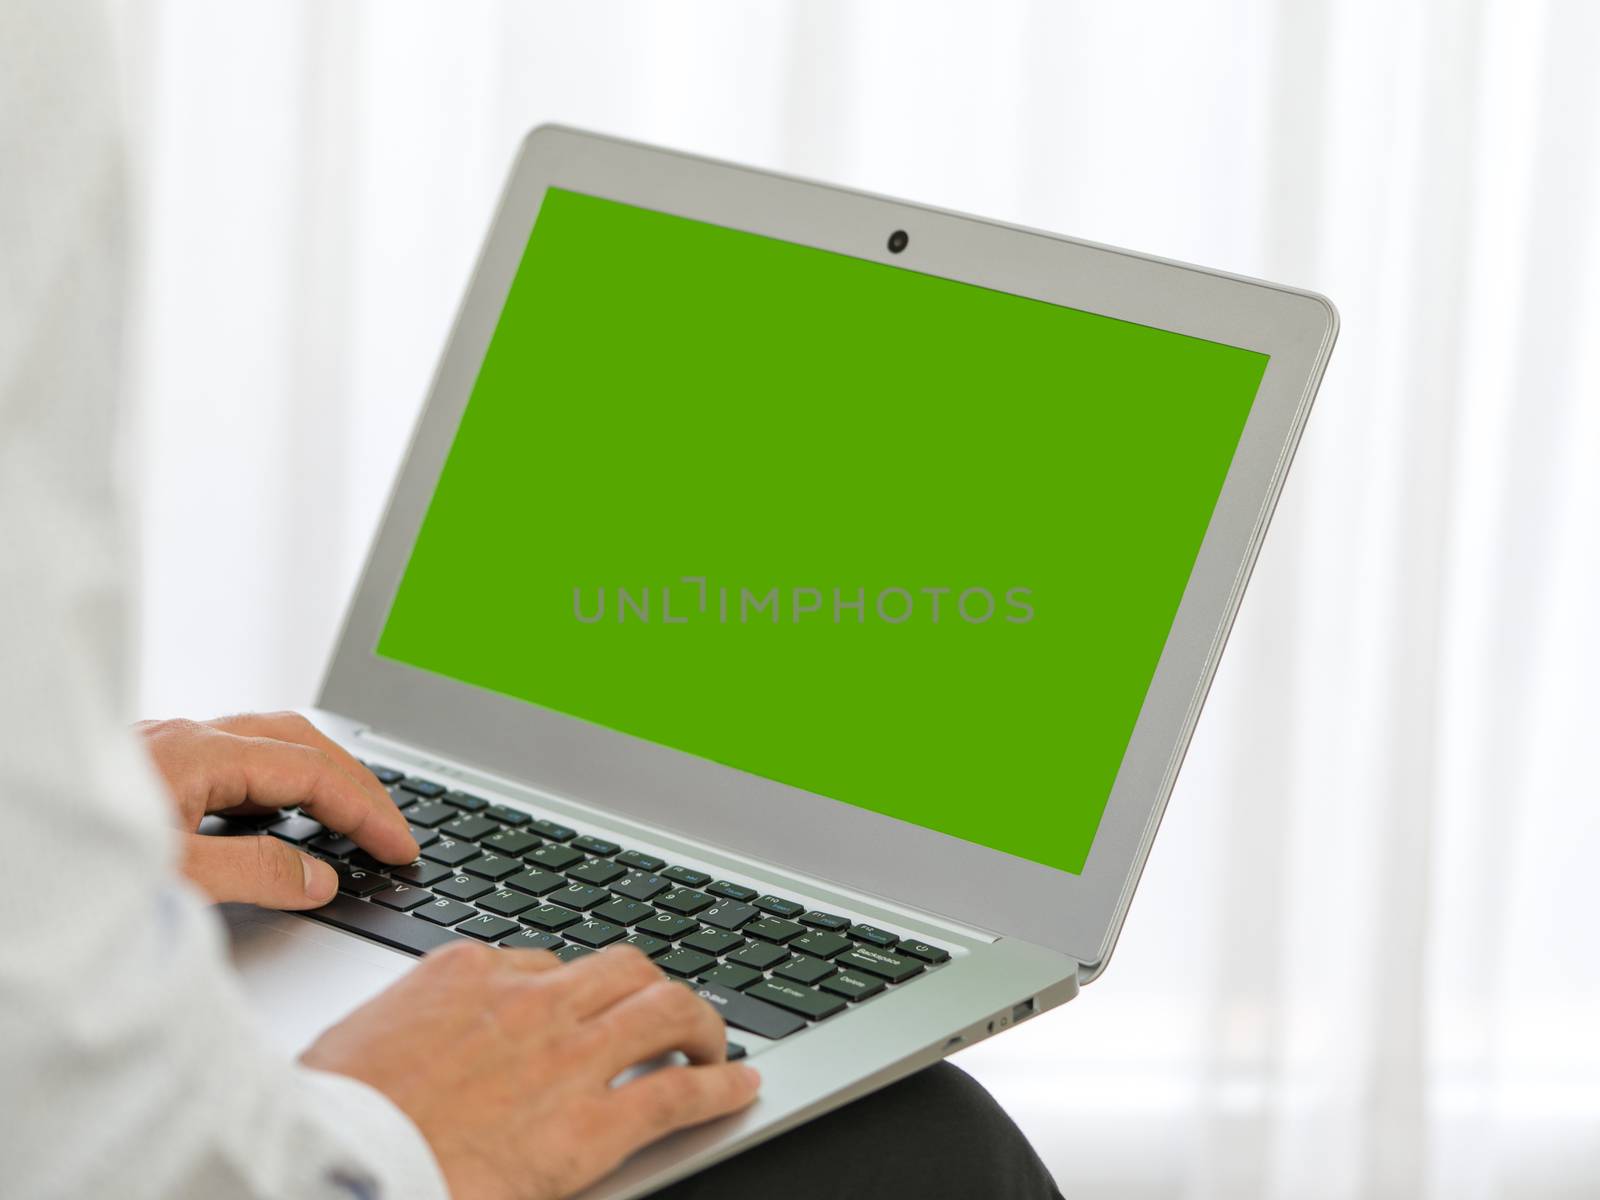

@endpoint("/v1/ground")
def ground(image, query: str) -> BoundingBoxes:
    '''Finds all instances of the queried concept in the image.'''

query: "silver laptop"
[223,125,1337,1199]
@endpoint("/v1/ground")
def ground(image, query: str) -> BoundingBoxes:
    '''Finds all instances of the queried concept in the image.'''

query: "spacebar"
[300,894,466,956]
[689,982,807,1040]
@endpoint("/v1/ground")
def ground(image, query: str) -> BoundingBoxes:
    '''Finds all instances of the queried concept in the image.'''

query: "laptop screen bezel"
[319,125,1337,973]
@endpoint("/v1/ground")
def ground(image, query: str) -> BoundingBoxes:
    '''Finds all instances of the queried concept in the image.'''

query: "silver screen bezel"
[319,125,1337,973]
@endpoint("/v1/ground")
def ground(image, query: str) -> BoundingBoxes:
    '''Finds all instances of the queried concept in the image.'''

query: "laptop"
[220,125,1337,1198]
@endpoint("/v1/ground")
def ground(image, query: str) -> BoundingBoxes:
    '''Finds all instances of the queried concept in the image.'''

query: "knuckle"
[660,980,706,1022]
[253,837,298,887]
[430,939,495,974]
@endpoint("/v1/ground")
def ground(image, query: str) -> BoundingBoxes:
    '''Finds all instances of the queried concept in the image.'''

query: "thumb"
[182,832,339,909]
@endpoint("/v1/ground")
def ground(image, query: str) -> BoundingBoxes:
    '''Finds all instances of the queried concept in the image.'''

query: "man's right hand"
[301,941,760,1200]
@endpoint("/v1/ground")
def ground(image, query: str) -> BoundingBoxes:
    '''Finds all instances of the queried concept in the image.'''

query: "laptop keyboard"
[205,763,951,1046]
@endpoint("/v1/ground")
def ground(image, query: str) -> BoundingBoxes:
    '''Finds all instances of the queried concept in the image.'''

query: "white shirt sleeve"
[0,5,449,1198]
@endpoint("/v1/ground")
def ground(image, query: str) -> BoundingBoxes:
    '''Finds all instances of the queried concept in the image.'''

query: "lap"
[650,1062,1062,1200]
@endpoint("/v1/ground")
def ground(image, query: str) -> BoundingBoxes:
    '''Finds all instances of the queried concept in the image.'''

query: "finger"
[498,948,563,975]
[549,944,664,1019]
[208,712,413,843]
[586,979,728,1078]
[606,1061,761,1150]
[181,832,338,909]
[197,732,418,864]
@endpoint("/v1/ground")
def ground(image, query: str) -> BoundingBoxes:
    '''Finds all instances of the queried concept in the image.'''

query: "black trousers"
[651,1063,1063,1200]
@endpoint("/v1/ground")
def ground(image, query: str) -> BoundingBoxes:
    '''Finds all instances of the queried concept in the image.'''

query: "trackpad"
[222,905,414,1054]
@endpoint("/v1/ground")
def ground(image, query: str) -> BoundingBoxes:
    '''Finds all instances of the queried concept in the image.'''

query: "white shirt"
[0,5,449,1197]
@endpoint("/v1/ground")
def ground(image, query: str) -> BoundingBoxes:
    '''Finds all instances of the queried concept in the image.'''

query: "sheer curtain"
[121,2,1600,1195]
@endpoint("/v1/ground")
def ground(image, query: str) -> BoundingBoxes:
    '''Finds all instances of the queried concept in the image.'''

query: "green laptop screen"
[376,186,1268,875]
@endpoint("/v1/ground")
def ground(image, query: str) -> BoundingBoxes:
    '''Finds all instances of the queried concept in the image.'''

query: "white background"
[119,2,1599,1196]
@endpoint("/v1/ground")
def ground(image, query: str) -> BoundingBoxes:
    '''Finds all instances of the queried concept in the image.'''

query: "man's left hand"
[136,712,420,909]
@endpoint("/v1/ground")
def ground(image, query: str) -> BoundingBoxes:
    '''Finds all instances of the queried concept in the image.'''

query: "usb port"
[1011,998,1036,1023]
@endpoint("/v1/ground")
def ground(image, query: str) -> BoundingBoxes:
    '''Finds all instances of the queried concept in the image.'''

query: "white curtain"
[121,2,1600,1196]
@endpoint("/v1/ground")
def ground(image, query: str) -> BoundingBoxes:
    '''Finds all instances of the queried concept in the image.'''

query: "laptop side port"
[1011,998,1036,1023]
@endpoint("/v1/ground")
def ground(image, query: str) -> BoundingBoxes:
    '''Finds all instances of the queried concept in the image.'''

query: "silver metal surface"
[318,125,1336,974]
[227,712,1078,1199]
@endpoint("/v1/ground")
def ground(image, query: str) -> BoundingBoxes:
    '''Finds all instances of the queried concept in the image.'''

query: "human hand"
[301,942,761,1200]
[136,711,419,908]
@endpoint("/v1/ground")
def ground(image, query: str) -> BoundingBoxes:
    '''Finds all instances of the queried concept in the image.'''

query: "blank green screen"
[377,187,1267,874]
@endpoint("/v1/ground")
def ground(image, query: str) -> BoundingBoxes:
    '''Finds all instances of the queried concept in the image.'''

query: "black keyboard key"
[550,883,609,912]
[593,898,653,927]
[310,833,358,858]
[698,963,762,991]
[791,930,851,959]
[571,835,620,856]
[568,858,626,887]
[773,954,834,986]
[689,982,806,1040]
[400,778,446,799]
[457,913,519,942]
[565,919,627,948]
[302,894,464,954]
[745,978,846,1021]
[661,865,711,888]
[462,852,520,881]
[441,814,499,842]
[421,838,479,867]
[406,823,440,849]
[333,862,387,897]
[553,944,593,963]
[365,763,404,786]
[726,1041,747,1061]
[435,874,494,902]
[526,818,576,842]
[707,880,759,902]
[479,888,539,917]
[523,904,580,932]
[500,929,563,951]
[388,785,415,810]
[896,939,951,964]
[485,804,530,827]
[635,912,698,940]
[405,802,455,828]
[657,947,717,978]
[610,872,670,902]
[390,860,451,887]
[726,940,787,971]
[616,849,666,872]
[835,946,923,984]
[444,790,489,812]
[481,829,541,858]
[681,928,744,957]
[800,911,850,932]
[754,895,804,919]
[415,897,476,926]
[504,867,565,897]
[818,969,886,1002]
[849,924,901,948]
[370,883,432,912]
[745,917,803,945]
[267,814,323,844]
[348,850,391,872]
[657,888,713,916]
[624,932,671,957]
[527,844,583,872]
[700,901,758,932]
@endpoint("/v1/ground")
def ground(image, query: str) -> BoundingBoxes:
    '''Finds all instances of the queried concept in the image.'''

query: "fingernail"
[302,856,337,901]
